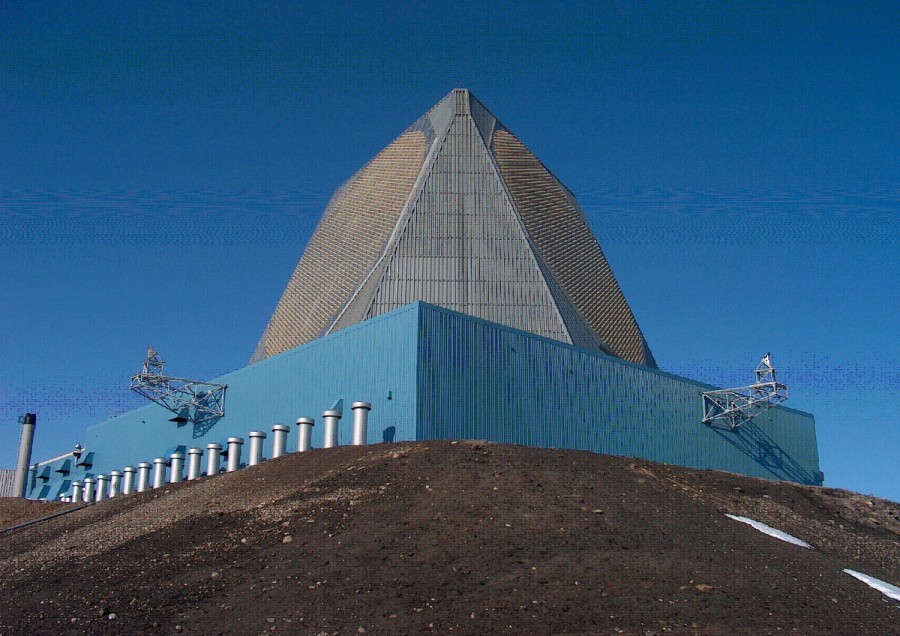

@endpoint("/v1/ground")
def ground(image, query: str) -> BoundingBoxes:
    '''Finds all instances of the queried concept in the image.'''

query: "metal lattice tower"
[701,354,788,430]
[130,347,227,426]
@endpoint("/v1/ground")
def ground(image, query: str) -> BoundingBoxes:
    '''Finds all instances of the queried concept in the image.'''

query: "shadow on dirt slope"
[1,441,897,635]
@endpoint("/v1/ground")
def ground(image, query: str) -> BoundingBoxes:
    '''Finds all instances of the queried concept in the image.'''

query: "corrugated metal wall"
[0,469,16,497]
[29,302,821,498]
[416,304,821,484]
[52,305,421,488]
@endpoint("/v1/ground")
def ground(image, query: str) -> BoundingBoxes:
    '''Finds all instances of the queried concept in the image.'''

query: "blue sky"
[1,1,897,500]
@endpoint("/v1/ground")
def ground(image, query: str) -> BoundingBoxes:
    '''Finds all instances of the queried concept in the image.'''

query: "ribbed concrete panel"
[364,115,574,342]
[491,127,657,367]
[251,131,429,362]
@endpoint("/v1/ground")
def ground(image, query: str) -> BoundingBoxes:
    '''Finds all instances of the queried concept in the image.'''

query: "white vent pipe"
[206,443,223,476]
[295,418,315,452]
[83,477,96,502]
[351,401,372,446]
[13,413,37,498]
[248,431,266,466]
[152,458,167,488]
[169,452,185,483]
[271,424,290,459]
[71,481,83,502]
[96,475,109,501]
[322,410,341,448]
[122,466,136,495]
[187,448,203,480]
[226,437,243,472]
[137,462,152,492]
[109,470,122,498]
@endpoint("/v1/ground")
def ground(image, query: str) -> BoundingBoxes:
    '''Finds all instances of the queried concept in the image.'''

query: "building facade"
[24,89,821,499]
[28,303,821,500]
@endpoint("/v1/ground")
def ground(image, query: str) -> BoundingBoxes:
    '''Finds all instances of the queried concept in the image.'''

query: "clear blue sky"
[1,1,897,500]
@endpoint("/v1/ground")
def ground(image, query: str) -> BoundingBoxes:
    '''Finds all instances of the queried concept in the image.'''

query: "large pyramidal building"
[252,89,656,368]
[21,89,823,505]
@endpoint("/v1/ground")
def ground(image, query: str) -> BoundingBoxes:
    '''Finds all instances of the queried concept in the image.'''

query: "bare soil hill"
[0,441,897,635]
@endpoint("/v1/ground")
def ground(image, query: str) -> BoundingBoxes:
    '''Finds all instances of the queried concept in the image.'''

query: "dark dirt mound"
[0,498,72,531]
[0,442,897,635]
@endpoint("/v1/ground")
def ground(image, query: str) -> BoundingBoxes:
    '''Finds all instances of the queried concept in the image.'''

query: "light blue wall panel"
[416,304,821,484]
[28,301,821,499]
[31,305,420,493]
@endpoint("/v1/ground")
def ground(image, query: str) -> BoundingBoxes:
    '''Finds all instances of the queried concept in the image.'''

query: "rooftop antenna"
[130,347,227,425]
[701,353,788,430]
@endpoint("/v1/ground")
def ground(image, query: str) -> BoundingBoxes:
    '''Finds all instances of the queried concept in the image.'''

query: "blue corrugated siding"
[66,305,420,484]
[30,301,821,498]
[416,304,821,484]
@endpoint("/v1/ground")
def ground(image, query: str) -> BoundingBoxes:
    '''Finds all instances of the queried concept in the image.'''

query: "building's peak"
[413,88,498,145]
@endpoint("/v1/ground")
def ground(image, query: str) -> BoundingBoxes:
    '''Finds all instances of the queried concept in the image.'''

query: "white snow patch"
[724,514,813,549]
[843,569,900,602]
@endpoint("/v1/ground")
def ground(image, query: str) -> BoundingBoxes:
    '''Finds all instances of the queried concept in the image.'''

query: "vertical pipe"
[248,431,266,466]
[122,466,136,495]
[137,462,152,493]
[187,448,203,480]
[271,424,289,459]
[96,475,109,501]
[13,413,37,498]
[152,458,167,489]
[322,410,341,448]
[206,443,223,476]
[71,481,83,502]
[83,477,96,503]
[169,452,185,483]
[226,438,244,472]
[109,470,122,498]
[351,401,372,446]
[295,418,315,452]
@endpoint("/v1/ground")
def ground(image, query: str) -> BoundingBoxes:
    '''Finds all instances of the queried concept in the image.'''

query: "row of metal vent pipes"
[59,401,372,504]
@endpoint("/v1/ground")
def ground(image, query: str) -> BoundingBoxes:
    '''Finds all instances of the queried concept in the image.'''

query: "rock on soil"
[0,442,897,635]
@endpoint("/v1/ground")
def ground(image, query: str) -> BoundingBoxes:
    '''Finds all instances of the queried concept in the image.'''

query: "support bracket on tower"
[701,354,788,430]
[130,347,227,427]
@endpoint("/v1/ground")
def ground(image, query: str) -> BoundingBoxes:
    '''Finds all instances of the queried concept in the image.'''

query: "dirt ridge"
[0,441,897,635]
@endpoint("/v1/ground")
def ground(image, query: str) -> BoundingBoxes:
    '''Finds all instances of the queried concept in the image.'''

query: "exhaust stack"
[351,402,371,446]
[322,410,341,448]
[271,424,290,459]
[295,418,315,452]
[109,470,122,498]
[169,452,185,483]
[248,431,266,466]
[187,448,203,480]
[152,458,167,488]
[12,413,36,498]
[207,443,223,476]
[226,438,244,472]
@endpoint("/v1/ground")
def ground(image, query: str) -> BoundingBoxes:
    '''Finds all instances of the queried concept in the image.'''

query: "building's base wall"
[28,302,821,499]
[417,304,821,484]
[28,305,421,500]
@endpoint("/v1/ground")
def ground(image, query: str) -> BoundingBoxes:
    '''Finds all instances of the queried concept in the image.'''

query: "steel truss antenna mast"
[130,347,227,424]
[701,353,788,430]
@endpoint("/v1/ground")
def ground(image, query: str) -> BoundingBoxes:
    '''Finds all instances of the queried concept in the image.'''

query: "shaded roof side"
[333,114,584,345]
[250,129,430,362]
[491,127,657,367]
